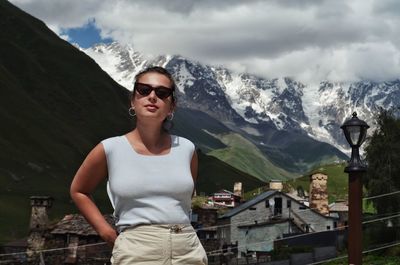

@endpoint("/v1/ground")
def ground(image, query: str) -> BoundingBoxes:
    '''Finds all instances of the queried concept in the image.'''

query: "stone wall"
[224,192,337,256]
[309,173,329,216]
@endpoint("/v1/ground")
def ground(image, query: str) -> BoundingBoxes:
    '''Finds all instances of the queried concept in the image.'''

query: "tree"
[363,109,400,245]
[363,106,400,244]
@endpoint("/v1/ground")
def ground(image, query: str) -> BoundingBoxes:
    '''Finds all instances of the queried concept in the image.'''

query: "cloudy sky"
[10,0,400,84]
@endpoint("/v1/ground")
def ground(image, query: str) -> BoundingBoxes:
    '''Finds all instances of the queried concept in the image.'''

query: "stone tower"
[233,182,243,197]
[309,173,329,215]
[27,196,53,259]
[269,180,283,191]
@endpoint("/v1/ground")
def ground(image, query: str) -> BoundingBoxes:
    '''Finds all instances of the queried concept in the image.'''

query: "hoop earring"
[163,119,173,131]
[167,112,174,121]
[163,112,174,131]
[128,107,136,117]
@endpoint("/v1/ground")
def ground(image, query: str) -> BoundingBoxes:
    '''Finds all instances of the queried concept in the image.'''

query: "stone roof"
[285,192,308,202]
[220,190,277,218]
[51,214,115,236]
[329,201,349,212]
[221,190,338,220]
[213,189,236,195]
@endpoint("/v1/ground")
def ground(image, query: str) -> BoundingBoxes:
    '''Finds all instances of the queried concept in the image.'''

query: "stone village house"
[207,182,243,208]
[1,196,113,265]
[49,214,114,264]
[2,174,347,264]
[208,190,241,208]
[191,205,220,254]
[191,182,245,255]
[4,195,224,264]
[216,174,343,258]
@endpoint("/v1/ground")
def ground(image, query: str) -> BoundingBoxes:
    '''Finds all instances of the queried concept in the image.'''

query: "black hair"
[132,66,176,131]
[133,66,176,104]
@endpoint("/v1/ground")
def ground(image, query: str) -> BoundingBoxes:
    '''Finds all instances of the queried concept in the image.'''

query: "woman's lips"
[144,104,159,111]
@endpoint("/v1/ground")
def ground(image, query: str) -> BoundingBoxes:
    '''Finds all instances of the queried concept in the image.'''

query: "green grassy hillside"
[0,150,265,243]
[252,128,348,174]
[197,151,266,194]
[172,108,228,152]
[0,0,267,244]
[208,133,295,181]
[0,0,132,243]
[286,162,348,202]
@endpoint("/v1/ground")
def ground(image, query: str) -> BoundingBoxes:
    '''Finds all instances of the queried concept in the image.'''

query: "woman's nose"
[148,90,157,101]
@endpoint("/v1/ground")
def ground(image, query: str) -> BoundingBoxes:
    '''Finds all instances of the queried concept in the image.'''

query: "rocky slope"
[83,43,399,154]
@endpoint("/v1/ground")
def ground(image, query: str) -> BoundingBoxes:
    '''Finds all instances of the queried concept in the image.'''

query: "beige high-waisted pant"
[111,224,208,265]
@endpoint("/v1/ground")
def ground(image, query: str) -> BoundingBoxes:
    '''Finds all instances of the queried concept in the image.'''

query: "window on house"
[327,226,331,230]
[249,207,256,210]
[265,200,269,208]
[274,198,282,215]
[287,200,291,208]
[220,230,226,239]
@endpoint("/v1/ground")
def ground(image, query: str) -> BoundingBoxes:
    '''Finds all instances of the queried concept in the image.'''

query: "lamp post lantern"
[340,112,369,265]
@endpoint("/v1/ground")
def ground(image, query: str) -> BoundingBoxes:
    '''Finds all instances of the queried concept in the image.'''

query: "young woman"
[70,66,207,264]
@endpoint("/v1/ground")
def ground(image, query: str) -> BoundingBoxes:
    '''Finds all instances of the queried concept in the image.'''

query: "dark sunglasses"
[134,82,174,99]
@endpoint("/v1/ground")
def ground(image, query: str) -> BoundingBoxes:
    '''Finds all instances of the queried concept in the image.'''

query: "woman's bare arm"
[70,143,117,246]
[191,150,199,197]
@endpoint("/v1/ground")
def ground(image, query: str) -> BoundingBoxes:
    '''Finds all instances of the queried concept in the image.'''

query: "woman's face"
[131,72,175,123]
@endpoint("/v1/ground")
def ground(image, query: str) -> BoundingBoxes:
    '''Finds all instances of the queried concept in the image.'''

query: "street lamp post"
[341,112,369,265]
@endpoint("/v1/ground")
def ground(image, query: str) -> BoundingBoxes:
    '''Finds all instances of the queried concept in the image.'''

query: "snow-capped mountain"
[83,42,400,152]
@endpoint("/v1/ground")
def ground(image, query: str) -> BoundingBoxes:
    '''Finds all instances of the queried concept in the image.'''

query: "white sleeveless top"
[101,135,195,230]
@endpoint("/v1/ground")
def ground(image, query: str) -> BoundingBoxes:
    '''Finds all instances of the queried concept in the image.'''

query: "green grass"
[286,163,377,213]
[172,108,228,153]
[197,151,266,195]
[208,133,295,182]
[0,1,139,244]
[0,151,264,244]
[363,200,376,214]
[286,162,349,203]
[0,164,113,245]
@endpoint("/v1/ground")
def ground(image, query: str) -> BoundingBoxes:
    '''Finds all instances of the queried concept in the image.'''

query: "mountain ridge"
[83,42,400,155]
[82,42,350,173]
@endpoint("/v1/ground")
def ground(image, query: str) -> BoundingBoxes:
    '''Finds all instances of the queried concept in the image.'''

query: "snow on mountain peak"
[84,42,146,90]
[81,42,399,151]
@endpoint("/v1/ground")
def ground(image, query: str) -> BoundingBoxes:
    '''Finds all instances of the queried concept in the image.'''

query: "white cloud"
[9,0,400,83]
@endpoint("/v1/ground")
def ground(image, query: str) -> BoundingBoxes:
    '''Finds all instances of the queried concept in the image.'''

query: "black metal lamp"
[340,112,370,173]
